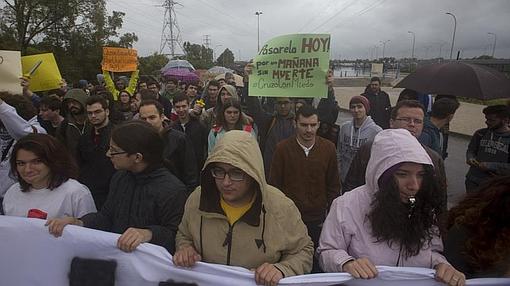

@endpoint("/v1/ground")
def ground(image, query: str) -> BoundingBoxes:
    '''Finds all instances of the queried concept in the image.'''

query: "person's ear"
[134,153,144,163]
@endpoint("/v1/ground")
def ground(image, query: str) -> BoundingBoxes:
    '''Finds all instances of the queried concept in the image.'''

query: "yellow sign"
[101,47,138,72]
[21,53,62,92]
[0,50,23,94]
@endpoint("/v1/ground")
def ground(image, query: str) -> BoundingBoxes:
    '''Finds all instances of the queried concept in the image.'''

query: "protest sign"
[102,47,138,72]
[21,53,62,92]
[249,34,330,98]
[0,50,23,94]
[371,63,384,76]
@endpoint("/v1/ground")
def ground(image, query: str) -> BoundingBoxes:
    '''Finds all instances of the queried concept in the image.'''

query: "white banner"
[0,216,508,286]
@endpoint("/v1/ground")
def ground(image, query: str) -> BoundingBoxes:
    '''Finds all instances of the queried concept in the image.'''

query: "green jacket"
[176,130,313,277]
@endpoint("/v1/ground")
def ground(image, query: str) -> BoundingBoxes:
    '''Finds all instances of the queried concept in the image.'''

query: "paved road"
[335,110,470,208]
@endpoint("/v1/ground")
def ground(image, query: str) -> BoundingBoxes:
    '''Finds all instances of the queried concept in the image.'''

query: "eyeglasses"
[277,101,291,106]
[395,117,423,125]
[211,167,245,181]
[107,146,127,156]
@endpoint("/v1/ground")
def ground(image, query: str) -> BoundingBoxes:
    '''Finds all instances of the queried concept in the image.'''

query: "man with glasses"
[76,95,116,209]
[361,77,391,129]
[174,130,313,286]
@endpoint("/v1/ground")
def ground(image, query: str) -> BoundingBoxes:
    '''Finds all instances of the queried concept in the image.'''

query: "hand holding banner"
[249,34,331,98]
[102,47,138,72]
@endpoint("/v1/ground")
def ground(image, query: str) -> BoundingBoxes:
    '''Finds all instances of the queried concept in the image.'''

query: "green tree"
[216,48,234,67]
[0,0,138,83]
[182,41,213,69]
[138,53,169,76]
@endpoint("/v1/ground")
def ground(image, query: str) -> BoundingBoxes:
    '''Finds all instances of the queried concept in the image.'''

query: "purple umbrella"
[163,68,200,83]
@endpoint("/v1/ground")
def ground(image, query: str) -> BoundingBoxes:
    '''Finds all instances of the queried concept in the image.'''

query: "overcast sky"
[107,0,510,61]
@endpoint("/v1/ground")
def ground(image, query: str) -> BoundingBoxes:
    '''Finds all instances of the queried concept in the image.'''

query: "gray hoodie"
[336,116,382,182]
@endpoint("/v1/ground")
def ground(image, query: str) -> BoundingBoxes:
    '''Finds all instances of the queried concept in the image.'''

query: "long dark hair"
[216,97,247,131]
[448,176,510,274]
[111,121,164,167]
[368,164,443,258]
[9,134,79,192]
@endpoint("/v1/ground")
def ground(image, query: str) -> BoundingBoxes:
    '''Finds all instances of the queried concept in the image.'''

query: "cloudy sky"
[107,0,510,60]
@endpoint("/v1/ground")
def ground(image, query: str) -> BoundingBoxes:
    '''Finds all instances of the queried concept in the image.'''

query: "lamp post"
[380,40,390,58]
[446,12,457,60]
[407,31,415,59]
[255,11,263,52]
[488,32,497,58]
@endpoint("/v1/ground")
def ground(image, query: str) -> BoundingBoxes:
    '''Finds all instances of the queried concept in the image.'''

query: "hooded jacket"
[59,89,89,159]
[200,85,239,129]
[318,129,449,272]
[175,130,313,277]
[337,116,382,181]
[81,166,187,254]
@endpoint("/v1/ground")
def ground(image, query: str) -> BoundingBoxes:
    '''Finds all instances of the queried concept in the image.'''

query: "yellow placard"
[101,47,138,72]
[0,50,23,94]
[21,53,62,92]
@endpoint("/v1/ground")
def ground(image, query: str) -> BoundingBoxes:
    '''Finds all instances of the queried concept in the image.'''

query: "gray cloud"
[109,0,510,60]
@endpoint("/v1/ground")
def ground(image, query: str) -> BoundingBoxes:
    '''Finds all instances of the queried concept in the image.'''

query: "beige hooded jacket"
[175,130,313,277]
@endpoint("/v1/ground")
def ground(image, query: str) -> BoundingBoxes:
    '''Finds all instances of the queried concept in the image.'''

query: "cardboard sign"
[371,63,383,76]
[249,34,330,98]
[102,47,138,72]
[21,53,62,92]
[0,50,23,94]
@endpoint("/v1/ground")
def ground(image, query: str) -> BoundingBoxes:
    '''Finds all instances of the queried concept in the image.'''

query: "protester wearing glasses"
[76,95,116,210]
[46,121,187,254]
[318,129,466,286]
[173,130,313,286]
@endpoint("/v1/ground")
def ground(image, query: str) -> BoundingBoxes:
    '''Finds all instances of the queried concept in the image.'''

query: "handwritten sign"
[102,47,138,72]
[21,53,62,92]
[0,50,23,94]
[249,34,330,98]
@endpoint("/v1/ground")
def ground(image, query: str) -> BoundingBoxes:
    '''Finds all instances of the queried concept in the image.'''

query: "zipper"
[222,221,238,266]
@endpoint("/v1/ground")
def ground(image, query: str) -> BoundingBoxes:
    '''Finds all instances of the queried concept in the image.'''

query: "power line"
[159,0,184,57]
[310,0,357,32]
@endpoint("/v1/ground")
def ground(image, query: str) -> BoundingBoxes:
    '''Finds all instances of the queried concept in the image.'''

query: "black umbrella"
[395,62,510,100]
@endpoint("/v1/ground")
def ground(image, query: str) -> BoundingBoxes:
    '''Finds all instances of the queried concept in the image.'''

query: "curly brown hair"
[448,176,510,274]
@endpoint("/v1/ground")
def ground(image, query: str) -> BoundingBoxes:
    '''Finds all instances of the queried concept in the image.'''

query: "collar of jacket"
[198,164,263,227]
[129,164,166,182]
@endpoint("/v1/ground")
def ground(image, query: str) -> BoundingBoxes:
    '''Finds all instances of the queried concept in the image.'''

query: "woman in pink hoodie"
[318,129,465,286]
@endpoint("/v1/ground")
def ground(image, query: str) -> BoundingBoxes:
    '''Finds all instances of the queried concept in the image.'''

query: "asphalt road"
[335,110,470,208]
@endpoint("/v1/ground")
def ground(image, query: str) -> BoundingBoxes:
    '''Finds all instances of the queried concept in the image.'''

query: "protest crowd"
[1,50,510,286]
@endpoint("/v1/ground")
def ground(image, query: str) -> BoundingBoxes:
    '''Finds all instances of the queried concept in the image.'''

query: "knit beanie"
[350,95,370,113]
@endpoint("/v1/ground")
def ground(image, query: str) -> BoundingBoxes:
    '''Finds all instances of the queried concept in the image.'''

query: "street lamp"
[380,40,390,58]
[408,31,415,59]
[488,32,497,58]
[446,12,457,60]
[255,11,263,52]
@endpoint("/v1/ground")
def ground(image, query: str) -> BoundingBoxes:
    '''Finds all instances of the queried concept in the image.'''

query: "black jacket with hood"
[81,166,187,254]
